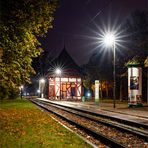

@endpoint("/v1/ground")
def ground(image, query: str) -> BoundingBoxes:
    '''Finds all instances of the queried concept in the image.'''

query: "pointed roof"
[48,47,83,77]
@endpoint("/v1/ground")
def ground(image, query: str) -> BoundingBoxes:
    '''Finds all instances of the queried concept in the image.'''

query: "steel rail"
[37,99,148,129]
[34,99,148,142]
[36,99,148,142]
[31,99,126,148]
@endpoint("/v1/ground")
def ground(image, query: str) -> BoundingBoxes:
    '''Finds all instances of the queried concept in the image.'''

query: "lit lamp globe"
[55,68,62,75]
[40,78,45,83]
[37,89,40,93]
[103,33,115,46]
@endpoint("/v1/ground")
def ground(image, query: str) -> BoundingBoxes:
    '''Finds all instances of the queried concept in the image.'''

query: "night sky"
[40,0,147,66]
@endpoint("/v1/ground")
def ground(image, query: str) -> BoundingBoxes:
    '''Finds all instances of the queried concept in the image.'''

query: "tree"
[26,50,54,96]
[118,10,148,101]
[83,50,113,99]
[124,10,148,64]
[32,50,54,77]
[0,0,58,98]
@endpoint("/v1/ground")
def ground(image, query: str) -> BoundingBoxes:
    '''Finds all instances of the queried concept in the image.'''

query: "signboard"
[130,76,139,90]
[128,65,142,107]
[95,80,99,103]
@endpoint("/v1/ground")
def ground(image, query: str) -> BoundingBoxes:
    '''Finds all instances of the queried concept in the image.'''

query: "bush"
[0,85,9,99]
[0,85,19,100]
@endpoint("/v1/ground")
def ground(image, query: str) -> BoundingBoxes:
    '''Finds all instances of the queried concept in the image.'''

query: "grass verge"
[0,99,92,148]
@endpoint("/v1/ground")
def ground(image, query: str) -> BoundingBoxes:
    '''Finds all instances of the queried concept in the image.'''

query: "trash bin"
[82,96,85,102]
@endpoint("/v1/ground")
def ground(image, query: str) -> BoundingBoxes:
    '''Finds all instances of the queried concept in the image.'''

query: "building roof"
[48,47,83,77]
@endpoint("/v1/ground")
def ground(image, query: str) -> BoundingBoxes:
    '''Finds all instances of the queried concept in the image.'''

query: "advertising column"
[128,64,142,107]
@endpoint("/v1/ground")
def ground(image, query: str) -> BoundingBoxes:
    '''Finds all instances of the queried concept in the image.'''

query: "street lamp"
[39,78,45,98]
[103,32,116,108]
[55,68,62,75]
[37,89,40,97]
[55,68,62,100]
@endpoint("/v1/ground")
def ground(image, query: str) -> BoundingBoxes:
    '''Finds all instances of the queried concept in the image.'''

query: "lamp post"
[103,33,116,108]
[55,68,62,100]
[39,78,45,98]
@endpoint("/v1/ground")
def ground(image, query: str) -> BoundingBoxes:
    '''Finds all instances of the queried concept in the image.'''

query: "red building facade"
[48,48,83,100]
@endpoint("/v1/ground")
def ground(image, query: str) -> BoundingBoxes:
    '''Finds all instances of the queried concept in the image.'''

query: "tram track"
[31,99,148,148]
[36,99,148,140]
[41,100,148,129]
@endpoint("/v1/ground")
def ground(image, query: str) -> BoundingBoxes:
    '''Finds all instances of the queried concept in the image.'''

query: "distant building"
[47,47,83,100]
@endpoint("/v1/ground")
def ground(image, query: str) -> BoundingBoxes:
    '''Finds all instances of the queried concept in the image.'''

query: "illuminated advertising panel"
[95,80,99,103]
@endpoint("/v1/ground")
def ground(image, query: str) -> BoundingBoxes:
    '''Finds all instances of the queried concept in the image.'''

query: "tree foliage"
[32,50,54,77]
[84,50,113,81]
[82,50,113,98]
[124,10,148,65]
[0,0,58,98]
[144,57,148,67]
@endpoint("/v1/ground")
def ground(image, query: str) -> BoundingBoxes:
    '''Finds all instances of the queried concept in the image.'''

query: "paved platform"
[36,98,148,127]
[76,101,148,118]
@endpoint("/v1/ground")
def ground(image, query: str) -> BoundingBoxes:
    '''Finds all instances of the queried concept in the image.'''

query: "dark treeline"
[83,10,148,102]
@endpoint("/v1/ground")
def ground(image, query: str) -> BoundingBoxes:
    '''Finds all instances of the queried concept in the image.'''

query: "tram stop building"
[47,47,83,100]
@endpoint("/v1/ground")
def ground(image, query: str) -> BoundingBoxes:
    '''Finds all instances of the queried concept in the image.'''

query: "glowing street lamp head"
[55,68,62,75]
[19,85,24,90]
[103,32,115,47]
[37,89,40,93]
[40,78,45,83]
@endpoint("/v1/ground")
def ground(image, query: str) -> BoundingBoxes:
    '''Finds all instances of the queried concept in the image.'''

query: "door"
[71,87,75,97]
[49,85,55,97]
